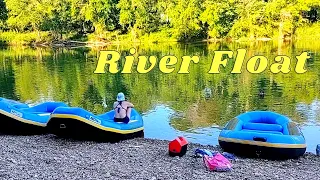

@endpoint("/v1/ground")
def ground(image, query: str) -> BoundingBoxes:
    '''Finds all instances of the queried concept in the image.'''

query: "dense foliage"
[0,0,320,42]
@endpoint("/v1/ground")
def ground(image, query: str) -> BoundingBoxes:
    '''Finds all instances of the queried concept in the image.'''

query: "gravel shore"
[0,135,319,180]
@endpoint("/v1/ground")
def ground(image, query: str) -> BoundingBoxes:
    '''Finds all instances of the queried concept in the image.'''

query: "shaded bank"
[1,25,320,47]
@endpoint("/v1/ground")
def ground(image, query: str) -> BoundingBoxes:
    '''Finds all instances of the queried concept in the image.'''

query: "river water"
[0,40,319,153]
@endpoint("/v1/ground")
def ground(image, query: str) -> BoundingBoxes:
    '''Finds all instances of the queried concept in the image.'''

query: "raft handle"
[253,137,267,142]
[59,124,66,129]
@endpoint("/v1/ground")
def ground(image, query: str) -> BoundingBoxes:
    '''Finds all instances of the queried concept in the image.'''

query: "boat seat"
[242,123,283,132]
[36,113,51,116]
[115,120,138,124]
[241,129,283,135]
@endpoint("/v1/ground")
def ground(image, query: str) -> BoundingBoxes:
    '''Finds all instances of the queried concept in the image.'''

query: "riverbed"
[0,135,319,180]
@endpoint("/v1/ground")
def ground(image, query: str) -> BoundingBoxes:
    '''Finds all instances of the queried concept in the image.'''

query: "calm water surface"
[0,41,319,153]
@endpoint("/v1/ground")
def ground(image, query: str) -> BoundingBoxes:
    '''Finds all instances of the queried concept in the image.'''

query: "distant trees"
[1,0,320,41]
[200,0,237,39]
[118,0,161,38]
[164,0,205,40]
[5,0,43,31]
[83,0,119,32]
[0,0,7,21]
[0,0,7,29]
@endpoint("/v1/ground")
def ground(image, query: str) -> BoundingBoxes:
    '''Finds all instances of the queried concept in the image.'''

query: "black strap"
[114,101,127,113]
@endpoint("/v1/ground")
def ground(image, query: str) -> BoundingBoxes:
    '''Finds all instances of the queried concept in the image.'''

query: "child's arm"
[127,102,134,108]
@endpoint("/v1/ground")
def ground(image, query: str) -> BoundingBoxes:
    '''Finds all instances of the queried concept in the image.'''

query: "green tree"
[200,0,237,39]
[0,0,7,30]
[43,0,73,39]
[118,0,134,31]
[265,0,309,39]
[229,0,270,39]
[118,0,161,37]
[83,0,119,33]
[0,0,7,21]
[165,0,205,40]
[134,0,160,34]
[5,0,48,32]
[2,0,320,42]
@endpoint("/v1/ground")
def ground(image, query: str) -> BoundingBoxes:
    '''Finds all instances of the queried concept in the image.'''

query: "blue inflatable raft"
[218,111,306,159]
[47,107,144,141]
[0,97,68,134]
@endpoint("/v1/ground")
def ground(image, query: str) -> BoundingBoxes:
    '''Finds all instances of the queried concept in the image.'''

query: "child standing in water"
[113,92,134,124]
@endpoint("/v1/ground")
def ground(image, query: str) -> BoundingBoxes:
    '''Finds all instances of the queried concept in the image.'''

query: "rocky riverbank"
[0,135,319,180]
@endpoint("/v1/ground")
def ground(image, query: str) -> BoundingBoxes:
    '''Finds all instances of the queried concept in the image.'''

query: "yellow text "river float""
[94,48,311,74]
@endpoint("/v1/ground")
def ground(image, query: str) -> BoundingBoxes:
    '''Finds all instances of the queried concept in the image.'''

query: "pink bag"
[203,153,232,172]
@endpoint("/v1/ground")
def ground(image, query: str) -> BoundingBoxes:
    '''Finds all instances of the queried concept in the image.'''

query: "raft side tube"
[47,107,144,141]
[218,139,306,159]
[218,111,306,159]
[0,99,68,134]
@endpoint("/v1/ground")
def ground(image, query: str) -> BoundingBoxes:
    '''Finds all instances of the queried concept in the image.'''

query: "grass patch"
[0,31,54,45]
[296,23,320,40]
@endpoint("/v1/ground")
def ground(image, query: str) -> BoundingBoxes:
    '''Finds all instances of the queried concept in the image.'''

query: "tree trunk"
[37,30,41,42]
[279,21,284,40]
